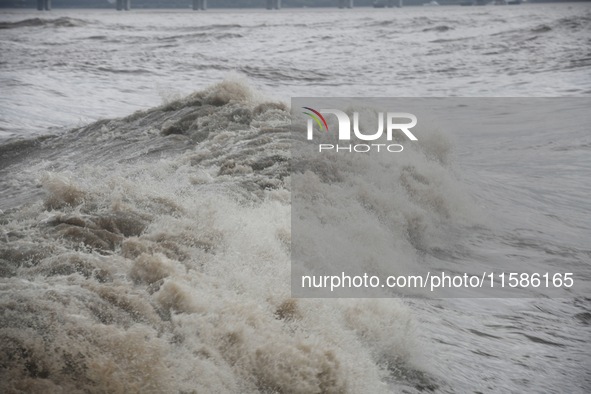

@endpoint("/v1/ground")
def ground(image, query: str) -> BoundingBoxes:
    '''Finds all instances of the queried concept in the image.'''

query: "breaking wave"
[0,80,476,392]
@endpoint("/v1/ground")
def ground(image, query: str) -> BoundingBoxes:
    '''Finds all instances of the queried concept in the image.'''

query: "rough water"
[1,4,591,394]
[1,4,591,139]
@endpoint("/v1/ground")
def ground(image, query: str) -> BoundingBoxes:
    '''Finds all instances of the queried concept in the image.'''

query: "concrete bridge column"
[37,0,50,10]
[338,0,353,8]
[193,0,207,10]
[116,0,130,11]
[266,0,280,9]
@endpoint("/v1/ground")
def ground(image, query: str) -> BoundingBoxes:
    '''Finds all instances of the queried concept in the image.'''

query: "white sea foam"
[0,81,436,393]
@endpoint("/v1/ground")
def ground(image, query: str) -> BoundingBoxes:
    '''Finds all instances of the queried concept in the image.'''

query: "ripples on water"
[0,4,590,137]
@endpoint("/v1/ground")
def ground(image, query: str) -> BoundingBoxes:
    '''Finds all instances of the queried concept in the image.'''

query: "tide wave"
[0,81,468,393]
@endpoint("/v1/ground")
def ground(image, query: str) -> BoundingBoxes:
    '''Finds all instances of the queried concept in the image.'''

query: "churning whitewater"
[0,81,432,393]
[1,4,590,394]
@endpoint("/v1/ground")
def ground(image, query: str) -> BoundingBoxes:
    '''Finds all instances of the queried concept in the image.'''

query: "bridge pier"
[116,0,130,11]
[193,0,207,10]
[266,0,280,9]
[37,0,50,11]
[338,0,353,8]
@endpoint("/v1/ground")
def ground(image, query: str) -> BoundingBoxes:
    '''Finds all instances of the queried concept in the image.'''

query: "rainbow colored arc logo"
[302,107,329,132]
